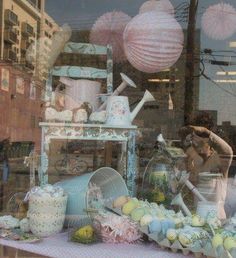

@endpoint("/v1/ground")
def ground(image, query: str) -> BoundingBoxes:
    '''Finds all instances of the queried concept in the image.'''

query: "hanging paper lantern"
[90,11,131,63]
[139,0,175,16]
[201,3,236,40]
[123,11,184,73]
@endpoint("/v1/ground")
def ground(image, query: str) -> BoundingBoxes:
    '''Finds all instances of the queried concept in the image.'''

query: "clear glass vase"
[141,134,174,207]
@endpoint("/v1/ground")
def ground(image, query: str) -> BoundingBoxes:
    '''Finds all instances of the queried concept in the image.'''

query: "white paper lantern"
[139,0,175,16]
[90,11,131,63]
[201,3,236,40]
[123,11,184,73]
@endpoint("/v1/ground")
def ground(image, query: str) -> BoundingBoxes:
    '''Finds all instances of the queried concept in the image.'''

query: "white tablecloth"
[0,232,194,258]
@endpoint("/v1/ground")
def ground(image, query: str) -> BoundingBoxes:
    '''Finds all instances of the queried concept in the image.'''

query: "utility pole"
[184,0,198,125]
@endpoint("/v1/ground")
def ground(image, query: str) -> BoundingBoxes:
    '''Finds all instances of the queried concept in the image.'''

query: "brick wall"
[0,62,43,149]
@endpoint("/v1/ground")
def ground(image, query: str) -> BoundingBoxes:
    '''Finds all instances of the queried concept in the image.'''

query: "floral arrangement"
[93,213,142,244]
[87,183,106,212]
[25,184,65,200]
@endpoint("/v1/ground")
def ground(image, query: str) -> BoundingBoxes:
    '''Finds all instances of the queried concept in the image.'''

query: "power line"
[202,72,236,98]
[211,55,236,95]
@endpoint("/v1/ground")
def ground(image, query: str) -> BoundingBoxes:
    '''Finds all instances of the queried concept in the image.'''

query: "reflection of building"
[37,12,60,80]
[41,12,59,43]
[0,63,43,148]
[0,0,59,78]
[0,0,59,148]
[0,0,41,69]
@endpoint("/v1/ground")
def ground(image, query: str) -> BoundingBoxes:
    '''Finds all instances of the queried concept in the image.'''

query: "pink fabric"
[0,232,194,258]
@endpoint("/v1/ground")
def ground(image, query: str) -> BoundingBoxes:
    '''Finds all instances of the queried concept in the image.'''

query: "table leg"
[0,182,3,211]
[105,142,113,167]
[40,128,48,186]
[117,142,127,178]
[127,130,137,197]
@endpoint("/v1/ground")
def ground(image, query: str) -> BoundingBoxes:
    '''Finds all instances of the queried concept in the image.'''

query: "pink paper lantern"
[123,11,184,73]
[201,3,236,40]
[90,11,131,63]
[139,0,175,16]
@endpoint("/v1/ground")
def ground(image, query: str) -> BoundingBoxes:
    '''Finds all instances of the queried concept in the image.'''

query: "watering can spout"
[171,193,192,217]
[130,90,155,122]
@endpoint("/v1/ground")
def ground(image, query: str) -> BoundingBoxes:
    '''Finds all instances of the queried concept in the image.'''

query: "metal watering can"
[98,73,137,111]
[105,90,155,126]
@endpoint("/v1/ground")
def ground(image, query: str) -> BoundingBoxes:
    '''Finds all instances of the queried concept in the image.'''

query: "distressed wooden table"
[39,122,137,196]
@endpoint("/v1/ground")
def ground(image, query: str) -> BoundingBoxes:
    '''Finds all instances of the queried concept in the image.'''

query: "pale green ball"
[191,215,205,227]
[224,237,236,251]
[131,207,145,222]
[212,233,223,248]
[122,201,138,215]
[178,232,192,246]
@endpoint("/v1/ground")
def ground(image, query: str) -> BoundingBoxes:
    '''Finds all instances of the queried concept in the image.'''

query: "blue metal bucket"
[55,167,128,225]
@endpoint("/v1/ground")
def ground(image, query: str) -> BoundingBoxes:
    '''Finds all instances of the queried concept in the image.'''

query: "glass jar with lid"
[141,134,175,207]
